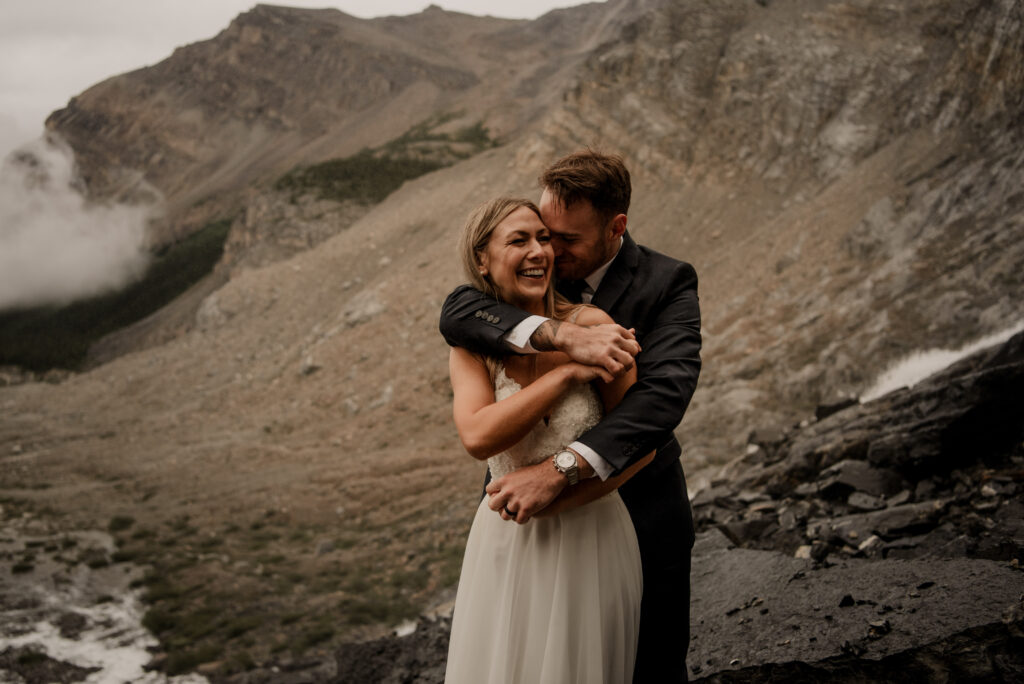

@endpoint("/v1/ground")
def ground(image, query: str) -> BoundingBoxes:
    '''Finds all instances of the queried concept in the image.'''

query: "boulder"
[816,459,906,499]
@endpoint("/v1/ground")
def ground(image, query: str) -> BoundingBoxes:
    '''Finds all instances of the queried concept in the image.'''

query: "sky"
[0,0,586,157]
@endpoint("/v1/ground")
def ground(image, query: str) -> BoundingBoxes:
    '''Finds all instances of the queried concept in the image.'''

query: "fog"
[0,136,155,311]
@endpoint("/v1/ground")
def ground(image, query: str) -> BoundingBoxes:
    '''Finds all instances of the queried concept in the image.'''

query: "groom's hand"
[532,320,640,377]
[486,460,567,524]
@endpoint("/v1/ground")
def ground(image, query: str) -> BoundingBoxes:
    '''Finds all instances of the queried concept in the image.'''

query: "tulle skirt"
[445,492,642,684]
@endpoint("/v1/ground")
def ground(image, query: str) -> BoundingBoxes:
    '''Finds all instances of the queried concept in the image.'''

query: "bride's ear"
[476,251,489,276]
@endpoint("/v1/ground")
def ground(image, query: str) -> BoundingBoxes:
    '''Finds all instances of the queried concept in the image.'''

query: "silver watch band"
[553,449,579,486]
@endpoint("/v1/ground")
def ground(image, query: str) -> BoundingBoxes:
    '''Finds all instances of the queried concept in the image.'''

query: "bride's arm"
[450,347,612,460]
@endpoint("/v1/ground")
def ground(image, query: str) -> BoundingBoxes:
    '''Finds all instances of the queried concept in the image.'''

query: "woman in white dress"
[444,197,653,684]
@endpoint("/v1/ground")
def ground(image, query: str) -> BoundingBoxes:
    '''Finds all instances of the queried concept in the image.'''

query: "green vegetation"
[275,112,496,205]
[338,591,415,627]
[381,112,496,157]
[108,515,135,532]
[288,622,336,654]
[16,650,49,666]
[97,499,466,679]
[165,643,224,676]
[0,219,232,372]
[275,150,445,204]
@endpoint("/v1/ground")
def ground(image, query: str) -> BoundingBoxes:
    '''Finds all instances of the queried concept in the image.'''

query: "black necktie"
[559,280,586,303]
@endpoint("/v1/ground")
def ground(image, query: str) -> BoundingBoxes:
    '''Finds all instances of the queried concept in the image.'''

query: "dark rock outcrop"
[687,331,1024,680]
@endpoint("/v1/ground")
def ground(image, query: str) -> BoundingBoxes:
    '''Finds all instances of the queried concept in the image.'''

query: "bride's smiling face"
[477,206,553,312]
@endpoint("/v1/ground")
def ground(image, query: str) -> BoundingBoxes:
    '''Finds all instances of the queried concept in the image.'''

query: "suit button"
[475,310,483,317]
[493,316,501,323]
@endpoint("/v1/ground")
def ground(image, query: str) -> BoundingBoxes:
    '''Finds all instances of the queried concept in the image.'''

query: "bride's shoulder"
[565,304,614,327]
[449,346,489,374]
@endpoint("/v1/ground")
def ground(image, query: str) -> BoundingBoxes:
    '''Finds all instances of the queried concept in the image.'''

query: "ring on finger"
[503,504,517,519]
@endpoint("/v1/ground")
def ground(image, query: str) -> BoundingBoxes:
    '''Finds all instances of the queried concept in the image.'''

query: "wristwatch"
[553,449,580,486]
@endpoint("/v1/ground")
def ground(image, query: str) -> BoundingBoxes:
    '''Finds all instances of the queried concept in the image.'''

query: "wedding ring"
[503,505,517,518]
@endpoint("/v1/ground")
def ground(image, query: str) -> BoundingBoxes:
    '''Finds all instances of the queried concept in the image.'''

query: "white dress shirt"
[501,239,623,480]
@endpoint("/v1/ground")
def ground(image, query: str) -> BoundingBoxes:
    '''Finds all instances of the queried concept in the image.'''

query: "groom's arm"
[575,262,702,476]
[440,285,640,373]
[439,285,534,356]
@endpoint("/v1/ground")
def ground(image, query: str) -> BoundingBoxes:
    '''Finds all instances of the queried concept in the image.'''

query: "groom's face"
[539,189,618,282]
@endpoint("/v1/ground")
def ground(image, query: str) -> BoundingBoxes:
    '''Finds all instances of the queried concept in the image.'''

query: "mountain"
[43,3,611,239]
[3,0,1023,678]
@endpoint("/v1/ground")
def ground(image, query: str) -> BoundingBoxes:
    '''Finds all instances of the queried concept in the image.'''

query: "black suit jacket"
[439,231,701,556]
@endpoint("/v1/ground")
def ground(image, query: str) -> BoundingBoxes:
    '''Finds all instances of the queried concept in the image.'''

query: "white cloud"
[0,136,155,310]
[0,0,585,309]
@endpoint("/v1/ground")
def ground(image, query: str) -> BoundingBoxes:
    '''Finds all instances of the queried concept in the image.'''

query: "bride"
[444,197,653,683]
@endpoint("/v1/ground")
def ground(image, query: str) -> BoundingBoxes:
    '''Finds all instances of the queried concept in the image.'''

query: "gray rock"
[847,492,886,512]
[886,489,912,507]
[688,550,1024,680]
[748,426,787,450]
[815,396,859,421]
[818,499,950,546]
[818,460,905,499]
[694,528,736,556]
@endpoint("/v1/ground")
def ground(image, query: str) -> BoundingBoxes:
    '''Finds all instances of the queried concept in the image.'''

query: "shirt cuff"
[569,441,614,481]
[502,315,548,353]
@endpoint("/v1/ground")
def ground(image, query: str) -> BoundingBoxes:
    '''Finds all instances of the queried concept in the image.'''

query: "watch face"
[555,451,575,469]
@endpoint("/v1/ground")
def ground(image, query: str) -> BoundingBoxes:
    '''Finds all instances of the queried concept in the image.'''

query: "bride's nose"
[527,237,546,259]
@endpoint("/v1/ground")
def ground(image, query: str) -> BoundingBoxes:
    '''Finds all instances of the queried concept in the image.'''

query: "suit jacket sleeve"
[576,262,701,474]
[439,284,532,356]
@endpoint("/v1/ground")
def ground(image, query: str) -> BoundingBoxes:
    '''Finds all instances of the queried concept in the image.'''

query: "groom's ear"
[609,213,627,239]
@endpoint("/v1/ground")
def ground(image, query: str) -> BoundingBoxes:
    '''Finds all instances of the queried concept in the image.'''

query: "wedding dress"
[444,364,642,684]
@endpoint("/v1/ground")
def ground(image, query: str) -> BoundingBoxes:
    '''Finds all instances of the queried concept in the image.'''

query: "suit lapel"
[591,232,639,313]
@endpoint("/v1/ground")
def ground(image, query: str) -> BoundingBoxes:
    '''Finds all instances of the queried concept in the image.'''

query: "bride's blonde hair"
[459,197,581,375]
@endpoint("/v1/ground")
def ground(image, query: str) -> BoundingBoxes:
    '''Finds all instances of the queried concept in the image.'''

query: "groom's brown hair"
[539,149,631,223]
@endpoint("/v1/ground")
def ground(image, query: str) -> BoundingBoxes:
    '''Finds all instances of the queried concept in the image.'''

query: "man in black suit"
[439,150,701,682]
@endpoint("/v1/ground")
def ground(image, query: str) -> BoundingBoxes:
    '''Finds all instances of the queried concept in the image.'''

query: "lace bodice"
[487,364,604,480]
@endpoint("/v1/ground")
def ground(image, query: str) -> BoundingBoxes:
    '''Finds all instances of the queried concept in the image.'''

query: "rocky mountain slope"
[2,0,1023,679]
[43,2,612,240]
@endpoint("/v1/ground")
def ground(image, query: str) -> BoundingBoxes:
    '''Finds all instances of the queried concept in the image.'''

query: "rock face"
[558,0,1024,469]
[685,330,1024,680]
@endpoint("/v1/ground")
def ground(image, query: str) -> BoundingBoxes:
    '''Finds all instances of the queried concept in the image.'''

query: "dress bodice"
[487,364,604,480]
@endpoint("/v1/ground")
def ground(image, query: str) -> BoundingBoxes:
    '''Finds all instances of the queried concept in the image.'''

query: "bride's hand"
[563,362,615,385]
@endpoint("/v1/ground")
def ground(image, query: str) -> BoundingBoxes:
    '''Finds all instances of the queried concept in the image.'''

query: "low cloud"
[0,135,156,311]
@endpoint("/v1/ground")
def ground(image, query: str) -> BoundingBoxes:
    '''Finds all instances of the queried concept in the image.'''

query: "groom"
[439,149,701,682]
